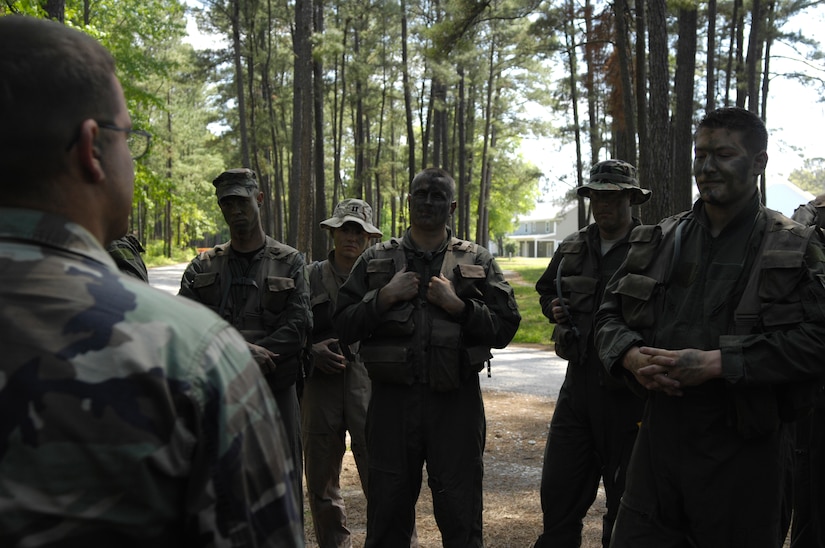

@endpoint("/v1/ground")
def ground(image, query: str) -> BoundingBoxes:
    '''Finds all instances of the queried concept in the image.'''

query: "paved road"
[148,263,567,401]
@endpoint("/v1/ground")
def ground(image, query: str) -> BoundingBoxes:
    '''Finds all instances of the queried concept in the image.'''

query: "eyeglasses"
[98,123,152,160]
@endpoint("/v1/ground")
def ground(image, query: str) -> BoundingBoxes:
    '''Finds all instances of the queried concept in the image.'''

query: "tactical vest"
[189,238,301,390]
[552,226,617,362]
[618,208,816,437]
[358,236,493,391]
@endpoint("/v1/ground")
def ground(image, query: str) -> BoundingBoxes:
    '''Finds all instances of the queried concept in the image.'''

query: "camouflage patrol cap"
[577,159,652,205]
[320,198,383,237]
[213,168,259,201]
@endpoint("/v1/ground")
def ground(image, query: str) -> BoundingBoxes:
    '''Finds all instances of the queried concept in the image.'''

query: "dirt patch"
[303,390,607,547]
[501,269,532,286]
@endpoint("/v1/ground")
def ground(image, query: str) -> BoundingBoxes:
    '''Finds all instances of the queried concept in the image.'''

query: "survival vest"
[618,207,817,437]
[553,221,639,364]
[358,236,493,391]
[188,237,304,390]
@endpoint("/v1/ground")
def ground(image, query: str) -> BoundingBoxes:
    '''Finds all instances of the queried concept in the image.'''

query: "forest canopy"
[3,0,823,260]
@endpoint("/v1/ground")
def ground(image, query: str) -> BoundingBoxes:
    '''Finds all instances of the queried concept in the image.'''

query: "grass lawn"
[496,256,555,346]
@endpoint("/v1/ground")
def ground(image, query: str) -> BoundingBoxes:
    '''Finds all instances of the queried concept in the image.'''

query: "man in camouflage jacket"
[0,16,303,547]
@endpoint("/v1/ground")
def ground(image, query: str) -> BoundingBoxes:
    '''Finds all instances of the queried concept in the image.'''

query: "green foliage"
[498,257,553,345]
[143,241,198,268]
[789,157,825,195]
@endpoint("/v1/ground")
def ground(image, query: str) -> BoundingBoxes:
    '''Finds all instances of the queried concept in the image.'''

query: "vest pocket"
[453,263,486,299]
[429,318,462,392]
[625,225,662,272]
[558,240,585,275]
[374,302,416,338]
[614,273,658,329]
[359,344,412,384]
[192,272,221,306]
[262,276,295,312]
[561,275,598,313]
[367,258,396,290]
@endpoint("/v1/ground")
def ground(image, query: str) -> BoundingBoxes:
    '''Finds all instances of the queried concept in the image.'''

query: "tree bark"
[291,0,314,255]
[645,0,672,222]
[706,0,718,111]
[745,0,765,112]
[673,5,697,212]
[230,0,250,167]
[401,0,416,188]
[313,0,328,258]
[614,0,637,164]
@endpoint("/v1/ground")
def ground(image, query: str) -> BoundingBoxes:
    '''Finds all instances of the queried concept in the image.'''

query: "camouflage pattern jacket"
[0,208,303,547]
[179,236,312,392]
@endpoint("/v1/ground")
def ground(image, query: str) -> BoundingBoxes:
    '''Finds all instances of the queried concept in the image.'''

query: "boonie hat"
[577,159,652,205]
[320,198,383,237]
[213,168,259,200]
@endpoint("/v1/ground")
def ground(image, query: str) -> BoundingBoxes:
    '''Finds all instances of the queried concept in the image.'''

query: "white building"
[507,201,579,258]
[508,180,814,259]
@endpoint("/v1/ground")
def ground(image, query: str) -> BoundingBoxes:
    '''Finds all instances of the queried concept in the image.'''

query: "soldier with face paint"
[595,107,825,547]
[179,168,312,527]
[302,199,381,547]
[533,160,650,548]
[333,168,521,547]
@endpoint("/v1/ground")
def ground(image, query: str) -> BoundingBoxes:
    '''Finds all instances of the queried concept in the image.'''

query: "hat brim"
[216,186,257,200]
[577,182,652,205]
[320,216,383,237]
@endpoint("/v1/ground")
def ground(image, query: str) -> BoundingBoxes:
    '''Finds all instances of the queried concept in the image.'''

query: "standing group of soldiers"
[1,14,824,548]
[535,107,825,548]
[175,165,521,547]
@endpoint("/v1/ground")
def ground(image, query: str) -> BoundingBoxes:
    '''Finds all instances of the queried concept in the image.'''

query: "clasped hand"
[622,346,723,397]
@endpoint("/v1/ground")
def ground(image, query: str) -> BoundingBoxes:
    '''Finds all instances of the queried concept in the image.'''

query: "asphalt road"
[148,263,567,401]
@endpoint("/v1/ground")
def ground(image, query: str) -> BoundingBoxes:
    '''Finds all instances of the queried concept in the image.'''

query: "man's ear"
[76,119,105,183]
[753,150,768,176]
[450,201,457,215]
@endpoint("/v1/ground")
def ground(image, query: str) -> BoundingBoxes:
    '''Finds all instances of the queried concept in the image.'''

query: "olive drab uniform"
[179,235,311,519]
[333,228,520,548]
[356,236,497,389]
[533,221,645,548]
[789,197,825,548]
[301,253,371,547]
[595,196,825,547]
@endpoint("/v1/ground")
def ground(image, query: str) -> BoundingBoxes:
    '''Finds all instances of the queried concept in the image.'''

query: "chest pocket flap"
[263,276,295,312]
[193,271,219,288]
[624,224,662,272]
[614,273,658,328]
[560,275,599,312]
[454,263,486,299]
[367,258,397,289]
[558,240,585,275]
